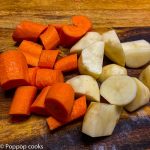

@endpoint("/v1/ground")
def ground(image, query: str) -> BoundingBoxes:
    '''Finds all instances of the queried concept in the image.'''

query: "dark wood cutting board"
[0,27,150,150]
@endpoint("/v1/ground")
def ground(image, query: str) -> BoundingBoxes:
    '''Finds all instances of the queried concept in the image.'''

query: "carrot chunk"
[60,16,92,47]
[18,40,42,66]
[36,69,64,88]
[45,83,75,122]
[9,86,37,116]
[12,21,47,42]
[31,86,51,116]
[28,67,38,85]
[40,26,60,50]
[54,54,78,72]
[0,50,29,90]
[46,96,87,130]
[38,50,60,69]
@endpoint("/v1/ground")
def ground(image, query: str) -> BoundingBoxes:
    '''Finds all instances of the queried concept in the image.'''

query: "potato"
[102,30,125,66]
[99,64,127,82]
[82,102,122,137]
[125,78,150,112]
[66,75,100,102]
[78,41,104,79]
[139,65,150,90]
[70,32,102,55]
[122,40,150,68]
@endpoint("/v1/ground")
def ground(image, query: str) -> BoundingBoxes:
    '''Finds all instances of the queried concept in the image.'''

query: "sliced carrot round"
[45,83,74,122]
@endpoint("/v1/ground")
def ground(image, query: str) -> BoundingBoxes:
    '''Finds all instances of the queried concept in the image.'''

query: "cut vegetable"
[31,86,51,115]
[54,54,78,72]
[66,75,100,102]
[139,65,150,90]
[82,102,122,137]
[125,78,150,112]
[40,26,60,50]
[38,50,60,69]
[102,30,125,66]
[9,86,37,116]
[122,40,150,68]
[61,16,92,47]
[18,40,42,66]
[12,21,47,42]
[100,75,137,106]
[70,32,102,54]
[28,67,38,86]
[99,64,127,82]
[45,83,74,122]
[78,41,104,79]
[46,96,87,130]
[36,69,64,89]
[0,50,29,90]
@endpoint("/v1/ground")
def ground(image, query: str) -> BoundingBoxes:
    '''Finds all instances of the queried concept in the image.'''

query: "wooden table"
[0,0,150,149]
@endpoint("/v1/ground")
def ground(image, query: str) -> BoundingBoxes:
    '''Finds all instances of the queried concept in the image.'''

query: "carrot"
[54,54,78,72]
[46,96,87,130]
[0,50,29,90]
[45,83,75,122]
[31,86,51,116]
[51,24,65,34]
[12,21,47,42]
[18,40,42,66]
[9,86,37,116]
[60,16,92,47]
[40,26,60,50]
[36,69,64,88]
[38,50,60,69]
[28,67,38,85]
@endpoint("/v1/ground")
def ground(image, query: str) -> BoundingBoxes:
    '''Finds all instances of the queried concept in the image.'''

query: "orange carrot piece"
[31,86,51,116]
[60,16,92,47]
[46,96,87,130]
[9,86,37,116]
[54,54,78,72]
[45,83,75,122]
[38,50,60,69]
[51,24,65,34]
[36,69,64,89]
[12,21,47,42]
[18,40,42,66]
[40,26,60,50]
[0,50,29,90]
[28,67,39,85]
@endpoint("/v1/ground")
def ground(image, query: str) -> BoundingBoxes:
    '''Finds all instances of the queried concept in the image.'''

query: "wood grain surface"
[0,0,150,150]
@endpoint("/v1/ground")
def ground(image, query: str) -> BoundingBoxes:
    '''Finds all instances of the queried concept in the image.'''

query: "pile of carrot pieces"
[0,16,91,130]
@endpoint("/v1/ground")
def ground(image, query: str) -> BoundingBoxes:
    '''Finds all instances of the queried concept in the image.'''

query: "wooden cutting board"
[0,1,150,149]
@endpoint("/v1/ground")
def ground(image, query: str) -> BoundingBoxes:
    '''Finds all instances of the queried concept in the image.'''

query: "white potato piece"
[139,65,150,90]
[100,75,137,106]
[66,75,100,102]
[102,30,125,66]
[70,32,102,54]
[125,78,150,112]
[99,64,127,82]
[78,41,104,79]
[82,102,122,137]
[122,40,150,68]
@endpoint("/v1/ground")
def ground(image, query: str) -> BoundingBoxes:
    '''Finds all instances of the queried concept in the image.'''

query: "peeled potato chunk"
[102,30,125,66]
[139,65,150,90]
[78,41,104,79]
[100,75,137,106]
[66,75,100,102]
[99,64,127,82]
[70,32,102,54]
[82,102,122,137]
[122,40,150,68]
[125,78,150,112]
